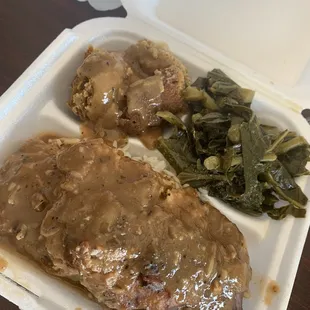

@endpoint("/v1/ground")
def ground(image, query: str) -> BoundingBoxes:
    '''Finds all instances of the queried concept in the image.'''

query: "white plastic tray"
[0,1,309,309]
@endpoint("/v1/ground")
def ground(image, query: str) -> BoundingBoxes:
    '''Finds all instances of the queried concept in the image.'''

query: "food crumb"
[243,291,251,299]
[264,280,280,305]
[0,256,8,272]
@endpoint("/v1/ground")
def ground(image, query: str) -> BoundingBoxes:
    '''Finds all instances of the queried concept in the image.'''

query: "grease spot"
[0,256,8,272]
[264,280,280,305]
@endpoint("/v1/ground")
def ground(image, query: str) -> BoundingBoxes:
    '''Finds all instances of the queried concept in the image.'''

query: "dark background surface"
[0,0,309,309]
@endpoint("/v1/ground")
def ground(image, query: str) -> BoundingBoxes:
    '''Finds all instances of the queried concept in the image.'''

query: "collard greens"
[156,69,310,220]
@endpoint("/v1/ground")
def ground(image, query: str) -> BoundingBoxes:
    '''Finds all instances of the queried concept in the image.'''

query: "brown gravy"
[80,122,97,139]
[80,122,127,148]
[139,127,162,150]
[0,135,251,309]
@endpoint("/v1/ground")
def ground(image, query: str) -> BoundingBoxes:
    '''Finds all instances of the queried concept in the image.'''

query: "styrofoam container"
[77,0,122,11]
[0,0,309,309]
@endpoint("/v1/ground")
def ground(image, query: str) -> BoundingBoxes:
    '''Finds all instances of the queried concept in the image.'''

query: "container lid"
[122,0,310,107]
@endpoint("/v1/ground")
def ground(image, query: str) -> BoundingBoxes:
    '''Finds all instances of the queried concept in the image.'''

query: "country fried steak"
[0,137,251,309]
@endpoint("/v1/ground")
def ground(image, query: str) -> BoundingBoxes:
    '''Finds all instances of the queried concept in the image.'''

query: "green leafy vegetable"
[266,205,306,220]
[156,111,187,132]
[261,125,281,143]
[178,172,227,188]
[261,153,277,162]
[209,81,239,96]
[266,129,289,153]
[183,86,218,111]
[157,133,196,174]
[278,146,309,176]
[191,77,207,89]
[263,160,308,209]
[155,68,309,220]
[275,136,309,155]
[207,69,255,104]
[238,116,267,215]
[239,88,255,104]
[207,69,238,87]
[183,86,205,101]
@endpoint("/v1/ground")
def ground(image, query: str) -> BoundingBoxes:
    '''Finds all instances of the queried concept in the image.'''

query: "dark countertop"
[0,0,309,309]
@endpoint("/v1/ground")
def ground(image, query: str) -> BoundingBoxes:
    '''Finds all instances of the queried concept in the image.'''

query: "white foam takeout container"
[0,0,310,309]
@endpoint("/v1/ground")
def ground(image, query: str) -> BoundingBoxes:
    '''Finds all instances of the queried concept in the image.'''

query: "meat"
[68,40,188,138]
[119,75,164,135]
[123,40,188,79]
[0,137,251,309]
[68,47,131,129]
[156,65,187,114]
[0,138,64,270]
[122,40,189,116]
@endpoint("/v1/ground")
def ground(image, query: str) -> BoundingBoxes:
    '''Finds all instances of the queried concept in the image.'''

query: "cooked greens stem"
[202,92,218,111]
[156,111,187,132]
[183,86,204,101]
[275,136,309,155]
[265,172,305,209]
[231,156,243,166]
[209,82,238,95]
[178,172,227,185]
[261,153,277,162]
[295,171,310,177]
[239,88,255,103]
[204,156,221,170]
[228,124,241,144]
[266,129,289,153]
